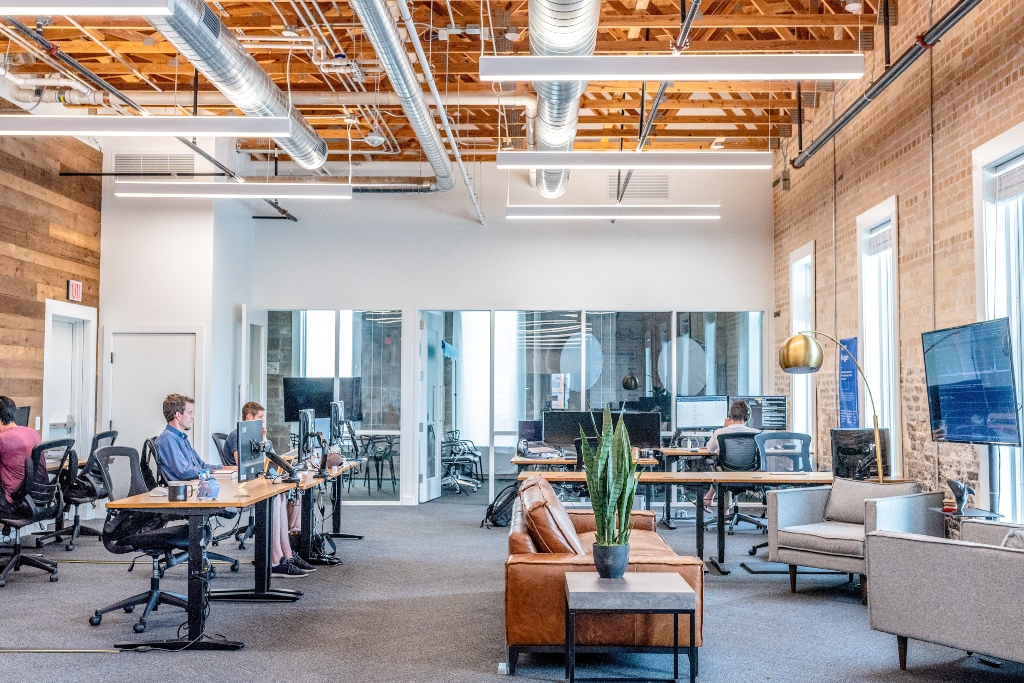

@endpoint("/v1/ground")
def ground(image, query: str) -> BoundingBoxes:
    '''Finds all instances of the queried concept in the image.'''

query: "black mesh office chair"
[715,432,768,535]
[36,432,117,551]
[88,446,190,633]
[212,432,233,466]
[746,432,813,556]
[0,440,71,586]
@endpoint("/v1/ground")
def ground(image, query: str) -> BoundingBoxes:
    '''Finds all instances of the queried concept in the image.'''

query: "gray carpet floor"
[2,500,1021,683]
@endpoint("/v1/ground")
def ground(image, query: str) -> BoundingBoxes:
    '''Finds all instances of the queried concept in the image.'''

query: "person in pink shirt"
[0,396,42,518]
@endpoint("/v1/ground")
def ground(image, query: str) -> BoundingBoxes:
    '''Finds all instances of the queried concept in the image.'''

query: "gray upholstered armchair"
[767,479,944,603]
[867,520,1024,670]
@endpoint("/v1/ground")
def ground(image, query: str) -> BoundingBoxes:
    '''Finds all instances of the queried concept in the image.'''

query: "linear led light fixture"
[0,115,292,138]
[480,54,864,82]
[506,205,720,220]
[497,150,772,170]
[114,182,353,200]
[0,0,173,15]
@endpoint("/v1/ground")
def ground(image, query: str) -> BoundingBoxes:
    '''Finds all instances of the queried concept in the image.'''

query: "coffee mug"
[167,481,194,502]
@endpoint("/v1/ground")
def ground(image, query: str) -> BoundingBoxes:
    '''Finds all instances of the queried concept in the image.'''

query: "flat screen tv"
[283,377,334,422]
[922,318,1021,446]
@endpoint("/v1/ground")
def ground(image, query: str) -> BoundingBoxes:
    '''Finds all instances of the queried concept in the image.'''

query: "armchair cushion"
[520,475,585,555]
[1002,528,1024,549]
[777,521,865,558]
[824,478,920,525]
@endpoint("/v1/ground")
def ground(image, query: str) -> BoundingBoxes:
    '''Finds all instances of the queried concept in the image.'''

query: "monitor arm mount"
[314,431,330,479]
[258,440,299,483]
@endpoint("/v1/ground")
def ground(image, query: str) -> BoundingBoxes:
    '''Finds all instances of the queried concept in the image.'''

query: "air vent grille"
[201,6,221,37]
[607,173,669,199]
[114,153,195,176]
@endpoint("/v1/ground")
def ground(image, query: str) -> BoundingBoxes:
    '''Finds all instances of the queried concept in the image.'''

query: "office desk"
[294,462,361,564]
[510,455,659,473]
[106,477,298,651]
[651,449,711,530]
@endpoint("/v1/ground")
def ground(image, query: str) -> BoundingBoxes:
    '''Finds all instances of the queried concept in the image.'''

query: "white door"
[44,320,83,446]
[109,333,197,455]
[419,313,444,502]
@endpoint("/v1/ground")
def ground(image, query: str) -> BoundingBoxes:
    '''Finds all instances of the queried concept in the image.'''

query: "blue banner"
[838,337,860,429]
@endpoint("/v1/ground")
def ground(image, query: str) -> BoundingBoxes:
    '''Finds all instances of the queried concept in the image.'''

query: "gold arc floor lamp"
[778,330,886,483]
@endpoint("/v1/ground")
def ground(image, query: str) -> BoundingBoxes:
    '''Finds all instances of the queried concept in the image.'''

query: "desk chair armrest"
[567,509,657,534]
[866,491,944,536]
[866,530,1024,663]
[961,519,1024,546]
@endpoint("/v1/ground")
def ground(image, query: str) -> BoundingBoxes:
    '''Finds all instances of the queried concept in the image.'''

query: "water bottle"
[197,469,220,500]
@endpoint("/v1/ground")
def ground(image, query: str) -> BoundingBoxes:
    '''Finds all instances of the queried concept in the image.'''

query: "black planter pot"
[592,543,630,579]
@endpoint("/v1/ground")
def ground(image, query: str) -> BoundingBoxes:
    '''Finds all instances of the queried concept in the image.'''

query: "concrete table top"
[565,572,695,612]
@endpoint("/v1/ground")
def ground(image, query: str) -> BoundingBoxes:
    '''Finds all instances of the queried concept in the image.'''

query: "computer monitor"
[314,417,330,440]
[591,410,662,449]
[675,396,729,430]
[330,401,346,445]
[236,419,266,484]
[831,428,891,479]
[518,420,542,442]
[729,396,788,431]
[637,396,671,422]
[12,406,29,427]
[283,377,334,422]
[543,411,599,447]
[297,408,317,466]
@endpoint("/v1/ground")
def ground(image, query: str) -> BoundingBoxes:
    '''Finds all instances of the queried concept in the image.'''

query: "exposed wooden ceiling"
[0,0,886,164]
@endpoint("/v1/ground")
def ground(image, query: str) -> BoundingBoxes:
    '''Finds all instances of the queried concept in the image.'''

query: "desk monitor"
[831,428,891,479]
[729,395,788,431]
[543,411,599,447]
[283,377,334,422]
[591,411,662,449]
[330,401,346,445]
[518,420,542,442]
[675,396,729,430]
[236,419,266,484]
[637,396,671,422]
[297,408,317,466]
[12,406,29,427]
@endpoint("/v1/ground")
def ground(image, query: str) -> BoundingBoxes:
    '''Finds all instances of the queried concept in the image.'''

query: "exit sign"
[67,280,82,302]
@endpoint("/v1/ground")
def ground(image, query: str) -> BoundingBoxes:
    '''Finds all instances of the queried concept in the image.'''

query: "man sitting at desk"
[0,395,41,518]
[226,401,312,578]
[154,393,222,481]
[703,400,759,508]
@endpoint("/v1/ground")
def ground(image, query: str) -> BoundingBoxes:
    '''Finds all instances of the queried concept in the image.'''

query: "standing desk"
[511,455,659,474]
[106,477,299,651]
[294,461,361,564]
[650,448,710,530]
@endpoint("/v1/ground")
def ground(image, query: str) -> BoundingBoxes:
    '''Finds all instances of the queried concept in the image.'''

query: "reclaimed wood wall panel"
[0,134,101,424]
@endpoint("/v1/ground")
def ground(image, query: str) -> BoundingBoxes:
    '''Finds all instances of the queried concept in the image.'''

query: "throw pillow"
[1001,528,1024,550]
[824,477,921,525]
[520,476,585,554]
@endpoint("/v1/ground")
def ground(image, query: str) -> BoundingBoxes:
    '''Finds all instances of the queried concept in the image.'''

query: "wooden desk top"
[295,461,359,491]
[517,470,911,485]
[511,455,659,468]
[659,448,710,457]
[107,477,293,510]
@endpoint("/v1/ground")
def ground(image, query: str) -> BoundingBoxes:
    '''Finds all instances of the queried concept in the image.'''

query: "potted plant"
[579,407,640,579]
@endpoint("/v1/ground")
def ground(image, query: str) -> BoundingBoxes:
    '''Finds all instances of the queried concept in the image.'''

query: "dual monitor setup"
[675,395,788,431]
[237,400,350,485]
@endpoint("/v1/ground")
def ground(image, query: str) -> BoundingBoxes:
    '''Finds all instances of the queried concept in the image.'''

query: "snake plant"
[580,407,639,546]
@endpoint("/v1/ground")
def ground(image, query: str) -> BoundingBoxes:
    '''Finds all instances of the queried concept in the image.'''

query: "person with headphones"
[702,400,759,509]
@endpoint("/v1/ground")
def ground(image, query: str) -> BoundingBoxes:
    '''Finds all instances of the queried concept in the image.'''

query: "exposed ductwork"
[348,0,455,192]
[146,0,327,170]
[529,0,600,197]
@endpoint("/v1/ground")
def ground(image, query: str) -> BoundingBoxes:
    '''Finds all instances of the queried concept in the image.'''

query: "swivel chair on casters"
[706,433,767,537]
[0,440,69,586]
[748,432,811,556]
[88,446,191,633]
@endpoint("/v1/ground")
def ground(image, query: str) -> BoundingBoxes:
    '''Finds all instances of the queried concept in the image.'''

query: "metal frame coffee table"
[564,572,697,683]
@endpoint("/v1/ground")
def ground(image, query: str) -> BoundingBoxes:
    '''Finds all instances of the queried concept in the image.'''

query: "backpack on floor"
[481,481,520,528]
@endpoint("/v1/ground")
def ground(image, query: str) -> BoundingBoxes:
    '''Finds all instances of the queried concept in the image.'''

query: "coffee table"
[564,572,697,683]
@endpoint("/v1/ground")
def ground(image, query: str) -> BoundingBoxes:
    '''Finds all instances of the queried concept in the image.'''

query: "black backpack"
[481,481,520,528]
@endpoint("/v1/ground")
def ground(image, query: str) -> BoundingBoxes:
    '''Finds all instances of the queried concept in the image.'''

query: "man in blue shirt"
[154,393,221,481]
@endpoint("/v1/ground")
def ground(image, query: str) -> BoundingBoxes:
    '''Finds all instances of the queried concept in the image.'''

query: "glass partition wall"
[266,309,402,502]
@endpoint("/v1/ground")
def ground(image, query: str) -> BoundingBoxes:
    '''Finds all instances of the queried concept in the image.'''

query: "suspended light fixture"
[505,204,720,220]
[496,150,771,170]
[0,115,293,138]
[114,181,353,200]
[0,0,173,15]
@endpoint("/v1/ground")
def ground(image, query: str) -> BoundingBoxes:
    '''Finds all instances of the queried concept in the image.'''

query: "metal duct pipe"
[349,0,455,191]
[353,177,435,193]
[529,0,600,197]
[792,0,983,169]
[147,0,327,170]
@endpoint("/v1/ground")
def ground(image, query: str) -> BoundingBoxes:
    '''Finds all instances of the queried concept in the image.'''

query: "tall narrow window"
[789,242,815,441]
[983,153,1024,522]
[858,197,900,470]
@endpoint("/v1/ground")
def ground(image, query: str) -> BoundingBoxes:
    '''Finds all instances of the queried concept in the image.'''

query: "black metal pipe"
[792,0,984,169]
[882,0,892,68]
[796,82,803,152]
[59,172,230,177]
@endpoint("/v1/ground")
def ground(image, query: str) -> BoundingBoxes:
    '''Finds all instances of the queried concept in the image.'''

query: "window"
[586,311,672,412]
[675,312,763,397]
[858,197,901,470]
[983,153,1024,522]
[790,242,815,440]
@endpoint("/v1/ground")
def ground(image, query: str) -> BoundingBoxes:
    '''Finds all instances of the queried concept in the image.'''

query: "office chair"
[713,433,768,535]
[0,440,72,586]
[36,431,117,551]
[212,432,234,466]
[440,435,480,494]
[88,446,191,633]
[747,432,812,556]
[444,430,483,483]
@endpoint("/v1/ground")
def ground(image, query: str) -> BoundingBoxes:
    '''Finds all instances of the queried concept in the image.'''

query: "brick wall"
[772,0,1024,494]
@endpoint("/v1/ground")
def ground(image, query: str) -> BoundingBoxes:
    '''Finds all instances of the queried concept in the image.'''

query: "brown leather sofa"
[505,475,705,675]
